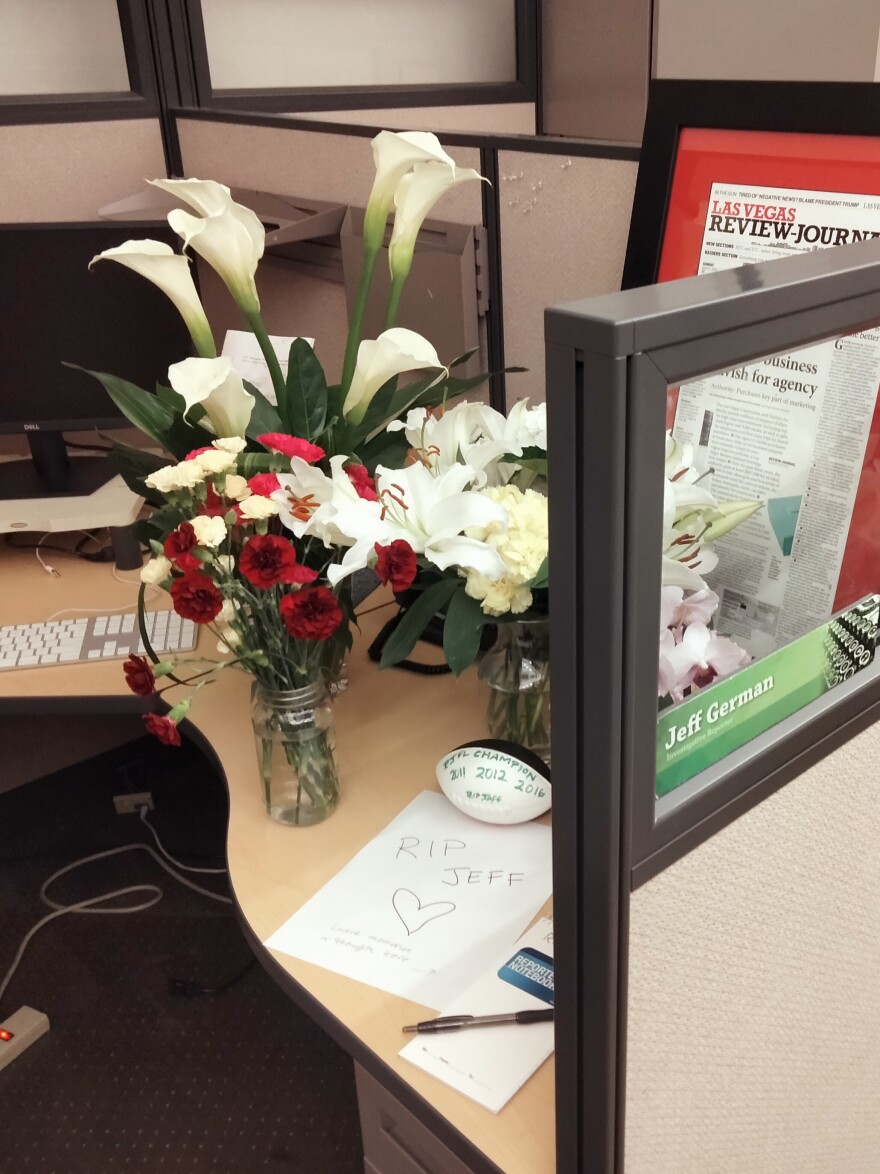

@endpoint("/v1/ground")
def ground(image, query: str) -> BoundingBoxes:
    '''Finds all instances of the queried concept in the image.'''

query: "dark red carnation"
[239,534,318,590]
[374,540,417,593]
[247,472,281,497]
[164,522,201,571]
[123,654,155,697]
[142,713,181,747]
[279,585,342,641]
[169,570,223,624]
[345,463,378,501]
[257,433,325,463]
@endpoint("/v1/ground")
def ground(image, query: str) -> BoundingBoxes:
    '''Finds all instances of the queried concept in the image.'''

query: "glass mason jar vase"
[477,619,551,765]
[251,681,340,826]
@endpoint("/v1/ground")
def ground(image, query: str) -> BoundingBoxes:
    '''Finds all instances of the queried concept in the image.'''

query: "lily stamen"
[285,489,319,522]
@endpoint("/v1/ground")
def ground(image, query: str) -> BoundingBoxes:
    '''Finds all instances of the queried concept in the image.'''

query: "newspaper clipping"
[673,183,880,658]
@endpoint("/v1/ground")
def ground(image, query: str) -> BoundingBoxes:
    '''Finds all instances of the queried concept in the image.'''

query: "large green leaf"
[283,338,327,441]
[379,577,460,669]
[442,586,489,676]
[235,451,290,478]
[243,379,284,440]
[356,429,410,475]
[70,365,174,447]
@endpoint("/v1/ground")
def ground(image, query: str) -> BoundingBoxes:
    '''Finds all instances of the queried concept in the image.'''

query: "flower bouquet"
[271,395,551,756]
[81,130,505,822]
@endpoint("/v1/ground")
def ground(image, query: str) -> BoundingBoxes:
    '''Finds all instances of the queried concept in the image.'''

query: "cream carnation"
[140,555,172,585]
[462,484,548,616]
[239,495,280,520]
[196,448,236,476]
[145,458,205,493]
[190,514,227,547]
[222,473,250,501]
[213,436,247,453]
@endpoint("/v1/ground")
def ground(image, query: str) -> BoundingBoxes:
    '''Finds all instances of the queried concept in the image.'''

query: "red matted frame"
[622,81,880,614]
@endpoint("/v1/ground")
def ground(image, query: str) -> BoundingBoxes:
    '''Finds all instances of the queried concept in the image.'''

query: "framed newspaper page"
[623,80,880,660]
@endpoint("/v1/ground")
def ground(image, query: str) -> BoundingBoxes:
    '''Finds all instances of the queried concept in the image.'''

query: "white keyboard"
[0,611,198,671]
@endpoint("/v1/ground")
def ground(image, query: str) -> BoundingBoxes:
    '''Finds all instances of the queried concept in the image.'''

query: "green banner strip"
[656,595,879,798]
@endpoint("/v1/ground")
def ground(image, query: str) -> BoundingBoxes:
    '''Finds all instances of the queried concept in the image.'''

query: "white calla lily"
[150,178,265,313]
[89,239,216,357]
[388,159,485,282]
[364,130,458,247]
[167,356,254,438]
[343,327,445,426]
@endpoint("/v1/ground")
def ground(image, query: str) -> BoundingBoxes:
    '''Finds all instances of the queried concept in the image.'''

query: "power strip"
[0,1006,50,1071]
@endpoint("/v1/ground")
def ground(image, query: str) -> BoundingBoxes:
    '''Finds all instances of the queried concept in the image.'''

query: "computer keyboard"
[0,610,198,671]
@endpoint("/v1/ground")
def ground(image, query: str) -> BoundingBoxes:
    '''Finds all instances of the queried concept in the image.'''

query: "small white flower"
[217,598,237,624]
[239,495,280,520]
[195,448,236,476]
[190,514,227,548]
[213,436,247,453]
[214,554,235,575]
[140,555,172,585]
[222,473,251,501]
[144,459,205,493]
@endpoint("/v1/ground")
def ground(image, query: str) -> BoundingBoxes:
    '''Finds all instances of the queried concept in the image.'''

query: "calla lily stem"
[245,309,287,406]
[341,241,381,394]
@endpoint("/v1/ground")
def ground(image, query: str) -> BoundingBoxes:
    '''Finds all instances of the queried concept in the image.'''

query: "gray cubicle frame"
[545,238,880,1174]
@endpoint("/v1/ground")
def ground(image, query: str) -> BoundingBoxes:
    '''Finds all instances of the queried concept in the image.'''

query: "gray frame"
[545,236,880,1173]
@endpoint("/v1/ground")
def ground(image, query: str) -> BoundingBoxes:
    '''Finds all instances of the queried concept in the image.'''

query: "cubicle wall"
[546,240,880,1173]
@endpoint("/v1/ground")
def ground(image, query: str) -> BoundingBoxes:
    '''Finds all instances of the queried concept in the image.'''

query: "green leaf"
[69,365,174,447]
[243,379,284,440]
[235,451,290,478]
[449,348,479,370]
[356,429,411,475]
[442,586,489,676]
[529,557,549,590]
[379,577,460,668]
[283,338,328,440]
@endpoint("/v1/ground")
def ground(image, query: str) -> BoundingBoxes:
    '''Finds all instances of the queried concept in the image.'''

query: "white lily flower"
[150,177,265,314]
[343,327,445,426]
[387,401,509,484]
[167,356,254,438]
[364,130,458,248]
[388,159,485,282]
[89,239,215,357]
[277,456,509,585]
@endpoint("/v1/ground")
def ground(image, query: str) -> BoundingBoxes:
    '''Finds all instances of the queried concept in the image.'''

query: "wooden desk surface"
[0,540,555,1174]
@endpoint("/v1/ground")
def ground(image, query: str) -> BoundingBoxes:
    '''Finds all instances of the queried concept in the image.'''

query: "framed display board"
[622,80,880,647]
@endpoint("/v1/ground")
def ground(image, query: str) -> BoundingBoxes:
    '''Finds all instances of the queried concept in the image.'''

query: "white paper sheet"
[400,917,555,1113]
[263,791,553,1009]
[221,329,314,404]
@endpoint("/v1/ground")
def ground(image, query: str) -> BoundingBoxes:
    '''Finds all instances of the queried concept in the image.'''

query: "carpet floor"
[0,735,364,1173]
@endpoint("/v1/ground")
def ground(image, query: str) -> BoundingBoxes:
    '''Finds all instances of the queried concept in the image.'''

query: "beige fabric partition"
[0,119,166,221]
[498,149,638,404]
[625,717,880,1173]
[176,118,486,384]
[298,104,536,136]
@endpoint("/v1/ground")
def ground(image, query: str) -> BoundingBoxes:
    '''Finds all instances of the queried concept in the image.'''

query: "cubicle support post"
[546,337,629,1174]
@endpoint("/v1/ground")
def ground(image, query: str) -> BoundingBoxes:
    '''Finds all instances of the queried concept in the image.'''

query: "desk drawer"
[355,1063,477,1174]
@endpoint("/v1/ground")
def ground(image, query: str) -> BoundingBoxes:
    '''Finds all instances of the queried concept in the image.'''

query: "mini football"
[435,739,552,824]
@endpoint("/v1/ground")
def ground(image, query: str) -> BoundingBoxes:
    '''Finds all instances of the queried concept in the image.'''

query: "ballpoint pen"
[402,1009,554,1034]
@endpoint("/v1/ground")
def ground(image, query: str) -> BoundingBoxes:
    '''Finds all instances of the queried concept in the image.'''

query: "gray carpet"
[0,736,364,1173]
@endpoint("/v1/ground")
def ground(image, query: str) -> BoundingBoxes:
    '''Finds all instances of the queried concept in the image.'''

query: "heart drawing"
[391,888,456,936]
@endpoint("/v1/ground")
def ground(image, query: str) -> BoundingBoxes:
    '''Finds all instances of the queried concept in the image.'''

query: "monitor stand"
[0,455,144,570]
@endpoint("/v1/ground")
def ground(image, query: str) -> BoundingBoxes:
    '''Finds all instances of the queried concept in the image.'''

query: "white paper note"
[400,917,555,1113]
[263,791,553,1009]
[221,329,314,404]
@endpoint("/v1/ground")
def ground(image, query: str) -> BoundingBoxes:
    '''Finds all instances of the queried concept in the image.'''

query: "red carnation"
[279,585,342,641]
[185,446,213,460]
[170,570,223,624]
[123,654,156,697]
[248,472,281,497]
[143,713,181,747]
[345,463,378,501]
[257,433,325,463]
[374,540,417,593]
[164,522,201,571]
[240,534,318,590]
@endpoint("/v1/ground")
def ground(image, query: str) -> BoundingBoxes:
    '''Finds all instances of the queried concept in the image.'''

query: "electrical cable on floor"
[0,838,232,1014]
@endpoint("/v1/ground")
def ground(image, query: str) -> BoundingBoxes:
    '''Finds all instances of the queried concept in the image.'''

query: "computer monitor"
[0,221,193,500]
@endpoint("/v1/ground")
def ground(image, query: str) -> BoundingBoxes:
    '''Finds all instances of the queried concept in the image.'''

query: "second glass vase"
[478,619,551,765]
